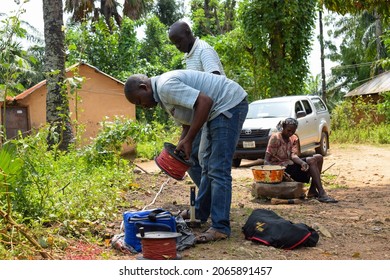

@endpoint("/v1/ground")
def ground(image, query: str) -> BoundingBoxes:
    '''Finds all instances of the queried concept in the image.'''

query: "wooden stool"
[251,181,305,199]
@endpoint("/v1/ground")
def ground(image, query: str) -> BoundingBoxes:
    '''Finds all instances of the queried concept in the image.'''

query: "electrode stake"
[186,186,201,228]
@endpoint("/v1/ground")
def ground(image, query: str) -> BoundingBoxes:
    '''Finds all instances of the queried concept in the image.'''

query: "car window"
[311,97,327,112]
[295,101,304,113]
[301,100,313,114]
[247,101,291,119]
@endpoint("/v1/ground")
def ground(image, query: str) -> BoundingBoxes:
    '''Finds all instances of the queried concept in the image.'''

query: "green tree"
[66,17,140,80]
[43,0,73,150]
[325,12,389,100]
[239,0,317,98]
[64,0,154,29]
[322,0,390,16]
[212,27,256,99]
[322,0,389,75]
[190,0,237,37]
[154,0,185,26]
[0,6,41,141]
[139,16,181,73]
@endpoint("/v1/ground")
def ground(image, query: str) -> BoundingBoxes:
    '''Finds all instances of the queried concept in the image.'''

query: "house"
[1,62,135,145]
[344,70,389,123]
[345,70,390,102]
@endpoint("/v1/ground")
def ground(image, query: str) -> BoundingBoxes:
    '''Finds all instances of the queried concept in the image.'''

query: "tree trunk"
[374,9,386,75]
[319,10,327,103]
[42,0,73,151]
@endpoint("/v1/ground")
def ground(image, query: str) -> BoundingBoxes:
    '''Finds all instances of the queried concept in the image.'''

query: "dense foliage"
[239,0,317,99]
[322,0,390,16]
[324,11,389,100]
[0,117,179,259]
[330,94,390,144]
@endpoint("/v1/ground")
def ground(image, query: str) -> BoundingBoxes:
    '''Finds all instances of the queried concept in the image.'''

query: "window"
[247,101,291,119]
[301,100,313,114]
[295,101,304,114]
[311,97,327,112]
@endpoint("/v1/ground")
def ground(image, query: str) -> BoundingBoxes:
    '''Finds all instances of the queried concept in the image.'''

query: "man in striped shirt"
[169,20,225,189]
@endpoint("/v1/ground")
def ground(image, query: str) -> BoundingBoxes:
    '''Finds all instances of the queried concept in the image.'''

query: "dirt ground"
[106,144,390,260]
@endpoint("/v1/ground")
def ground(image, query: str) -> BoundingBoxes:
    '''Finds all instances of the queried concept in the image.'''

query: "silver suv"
[233,95,331,167]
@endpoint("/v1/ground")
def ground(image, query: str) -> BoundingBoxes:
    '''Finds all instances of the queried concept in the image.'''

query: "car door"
[299,99,318,144]
[294,100,310,147]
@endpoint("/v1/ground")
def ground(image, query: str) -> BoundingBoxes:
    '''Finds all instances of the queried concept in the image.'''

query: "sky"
[2,0,336,77]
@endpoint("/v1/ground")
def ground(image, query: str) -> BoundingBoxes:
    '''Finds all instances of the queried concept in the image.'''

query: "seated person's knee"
[313,154,323,163]
[306,157,316,165]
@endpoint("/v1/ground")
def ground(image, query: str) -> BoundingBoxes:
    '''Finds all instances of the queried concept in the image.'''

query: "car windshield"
[246,101,291,119]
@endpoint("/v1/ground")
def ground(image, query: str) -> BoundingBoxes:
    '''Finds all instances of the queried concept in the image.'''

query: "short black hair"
[124,74,148,101]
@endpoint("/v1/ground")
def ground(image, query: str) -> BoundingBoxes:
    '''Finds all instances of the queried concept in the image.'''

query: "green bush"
[1,116,180,226]
[330,97,390,144]
[6,128,131,223]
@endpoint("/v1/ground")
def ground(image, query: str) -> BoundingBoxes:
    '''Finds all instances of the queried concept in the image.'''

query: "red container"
[251,165,285,183]
[154,142,192,180]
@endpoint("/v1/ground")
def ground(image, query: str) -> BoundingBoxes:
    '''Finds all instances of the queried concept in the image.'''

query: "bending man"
[124,70,248,242]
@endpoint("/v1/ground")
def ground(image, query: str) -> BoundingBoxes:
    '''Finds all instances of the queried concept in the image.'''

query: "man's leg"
[307,155,326,197]
[187,130,202,187]
[197,101,248,236]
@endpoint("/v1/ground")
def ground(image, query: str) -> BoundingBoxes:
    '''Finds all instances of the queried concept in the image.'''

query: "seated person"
[264,117,337,203]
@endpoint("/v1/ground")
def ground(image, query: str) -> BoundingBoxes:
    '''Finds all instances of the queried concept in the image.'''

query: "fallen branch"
[134,164,150,174]
[322,163,335,174]
[0,209,54,259]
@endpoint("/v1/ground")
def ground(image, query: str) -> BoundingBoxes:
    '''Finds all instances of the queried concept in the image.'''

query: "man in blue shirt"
[124,70,248,243]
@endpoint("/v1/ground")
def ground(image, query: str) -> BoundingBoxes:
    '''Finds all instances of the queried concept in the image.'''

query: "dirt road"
[129,144,390,260]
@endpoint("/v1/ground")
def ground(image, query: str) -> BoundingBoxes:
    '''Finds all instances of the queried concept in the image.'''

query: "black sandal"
[306,192,319,199]
[318,196,338,203]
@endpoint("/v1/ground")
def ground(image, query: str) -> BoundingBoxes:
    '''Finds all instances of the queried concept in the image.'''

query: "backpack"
[242,209,319,250]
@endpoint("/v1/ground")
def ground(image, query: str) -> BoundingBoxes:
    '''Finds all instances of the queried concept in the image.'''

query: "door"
[4,106,29,140]
[300,99,317,143]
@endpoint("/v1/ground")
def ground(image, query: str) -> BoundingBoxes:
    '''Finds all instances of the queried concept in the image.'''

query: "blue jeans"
[187,131,202,187]
[195,98,248,236]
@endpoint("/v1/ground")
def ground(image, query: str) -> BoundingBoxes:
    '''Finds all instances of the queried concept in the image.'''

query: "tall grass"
[330,95,390,144]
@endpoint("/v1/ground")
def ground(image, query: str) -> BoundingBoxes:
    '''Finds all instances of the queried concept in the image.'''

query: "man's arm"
[176,92,213,159]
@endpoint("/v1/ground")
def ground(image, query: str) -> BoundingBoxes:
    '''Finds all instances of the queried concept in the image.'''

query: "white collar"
[184,37,199,58]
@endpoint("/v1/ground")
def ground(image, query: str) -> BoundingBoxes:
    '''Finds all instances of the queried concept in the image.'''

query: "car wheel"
[315,132,328,156]
[232,158,241,167]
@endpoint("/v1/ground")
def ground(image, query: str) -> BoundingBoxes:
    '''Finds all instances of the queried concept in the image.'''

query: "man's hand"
[175,139,192,160]
[301,162,309,171]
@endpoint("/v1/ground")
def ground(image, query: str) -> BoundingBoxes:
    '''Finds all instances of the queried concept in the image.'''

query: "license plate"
[243,141,255,148]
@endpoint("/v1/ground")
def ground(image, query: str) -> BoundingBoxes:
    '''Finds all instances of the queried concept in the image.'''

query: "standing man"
[168,20,225,188]
[124,70,248,243]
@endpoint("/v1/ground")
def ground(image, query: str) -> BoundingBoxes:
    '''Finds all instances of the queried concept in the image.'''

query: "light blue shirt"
[151,70,247,125]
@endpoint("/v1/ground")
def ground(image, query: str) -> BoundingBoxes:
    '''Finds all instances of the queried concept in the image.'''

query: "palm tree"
[64,0,151,28]
[42,0,73,150]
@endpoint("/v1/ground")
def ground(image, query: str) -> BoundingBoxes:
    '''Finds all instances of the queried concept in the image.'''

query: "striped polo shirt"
[184,38,225,75]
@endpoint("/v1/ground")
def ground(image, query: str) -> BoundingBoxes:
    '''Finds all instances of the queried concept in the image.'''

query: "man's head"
[124,74,157,108]
[280,117,298,138]
[168,21,195,53]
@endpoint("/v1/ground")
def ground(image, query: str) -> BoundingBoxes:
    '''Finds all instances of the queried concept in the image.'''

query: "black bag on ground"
[242,209,319,249]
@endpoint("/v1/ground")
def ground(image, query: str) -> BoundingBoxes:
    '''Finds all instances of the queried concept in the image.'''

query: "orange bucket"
[251,165,285,183]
